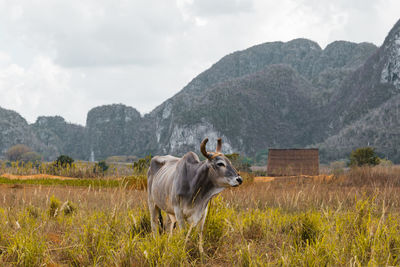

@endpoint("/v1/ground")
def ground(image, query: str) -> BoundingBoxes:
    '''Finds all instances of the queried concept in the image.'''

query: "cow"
[147,137,243,254]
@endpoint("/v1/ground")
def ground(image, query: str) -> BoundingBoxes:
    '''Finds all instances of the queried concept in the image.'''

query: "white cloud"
[0,0,399,125]
[0,55,86,123]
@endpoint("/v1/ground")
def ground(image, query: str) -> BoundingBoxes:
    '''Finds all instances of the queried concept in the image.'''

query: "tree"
[349,147,380,167]
[5,144,32,161]
[54,155,74,168]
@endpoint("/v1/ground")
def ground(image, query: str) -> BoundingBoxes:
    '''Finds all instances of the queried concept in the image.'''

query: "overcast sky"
[0,0,399,125]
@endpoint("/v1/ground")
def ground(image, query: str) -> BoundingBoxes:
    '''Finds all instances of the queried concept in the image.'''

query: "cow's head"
[200,138,243,187]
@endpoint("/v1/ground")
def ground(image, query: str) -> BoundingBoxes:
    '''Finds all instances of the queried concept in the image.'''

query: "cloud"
[181,0,254,17]
[0,55,87,123]
[0,0,187,67]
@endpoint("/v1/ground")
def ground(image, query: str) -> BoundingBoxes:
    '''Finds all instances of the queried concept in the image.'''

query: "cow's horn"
[216,138,222,153]
[200,138,211,159]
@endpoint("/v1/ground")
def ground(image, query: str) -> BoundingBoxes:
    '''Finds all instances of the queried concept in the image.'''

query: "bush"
[94,160,109,173]
[5,144,32,161]
[349,147,380,167]
[54,155,74,168]
[133,155,152,174]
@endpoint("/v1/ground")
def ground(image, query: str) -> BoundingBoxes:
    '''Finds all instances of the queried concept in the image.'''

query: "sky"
[0,0,399,125]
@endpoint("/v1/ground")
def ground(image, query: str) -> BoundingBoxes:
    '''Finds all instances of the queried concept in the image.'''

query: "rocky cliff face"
[380,20,400,91]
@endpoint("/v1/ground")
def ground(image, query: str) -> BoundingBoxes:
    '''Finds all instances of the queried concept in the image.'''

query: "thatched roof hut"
[267,148,319,176]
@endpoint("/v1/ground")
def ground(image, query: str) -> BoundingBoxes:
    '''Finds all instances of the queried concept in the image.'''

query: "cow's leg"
[198,205,208,255]
[168,214,177,235]
[184,223,194,250]
[173,205,185,229]
[198,204,209,261]
[149,202,161,235]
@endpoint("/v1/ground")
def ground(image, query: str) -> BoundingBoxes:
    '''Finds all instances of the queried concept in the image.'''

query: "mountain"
[86,104,155,160]
[0,107,41,155]
[318,94,400,162]
[31,116,87,161]
[317,19,400,161]
[148,38,377,156]
[2,19,400,163]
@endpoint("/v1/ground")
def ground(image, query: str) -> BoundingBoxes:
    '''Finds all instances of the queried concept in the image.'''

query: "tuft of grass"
[48,195,61,218]
[61,201,77,216]
[130,208,152,236]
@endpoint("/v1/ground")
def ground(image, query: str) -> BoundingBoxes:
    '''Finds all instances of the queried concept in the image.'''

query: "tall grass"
[0,166,400,265]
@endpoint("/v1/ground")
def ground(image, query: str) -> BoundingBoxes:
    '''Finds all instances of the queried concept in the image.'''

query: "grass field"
[0,166,400,266]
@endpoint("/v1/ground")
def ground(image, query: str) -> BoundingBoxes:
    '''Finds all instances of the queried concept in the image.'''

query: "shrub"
[54,155,74,168]
[94,160,109,173]
[133,154,152,174]
[349,147,380,167]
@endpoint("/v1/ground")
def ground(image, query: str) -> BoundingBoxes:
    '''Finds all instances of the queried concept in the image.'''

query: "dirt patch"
[0,173,75,180]
[253,174,334,183]
[254,176,275,182]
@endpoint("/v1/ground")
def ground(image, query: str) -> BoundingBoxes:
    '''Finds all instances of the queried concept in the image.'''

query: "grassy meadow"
[0,164,400,265]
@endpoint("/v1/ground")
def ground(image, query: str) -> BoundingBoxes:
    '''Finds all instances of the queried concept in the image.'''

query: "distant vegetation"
[133,154,152,174]
[5,144,41,163]
[225,153,252,172]
[54,155,74,168]
[350,147,381,167]
[106,155,138,163]
[94,160,109,173]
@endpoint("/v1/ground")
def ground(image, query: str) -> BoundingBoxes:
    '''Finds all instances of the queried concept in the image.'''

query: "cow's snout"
[236,176,243,185]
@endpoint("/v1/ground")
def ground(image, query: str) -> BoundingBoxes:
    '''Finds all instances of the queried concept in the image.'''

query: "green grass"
[0,176,121,187]
[0,175,147,189]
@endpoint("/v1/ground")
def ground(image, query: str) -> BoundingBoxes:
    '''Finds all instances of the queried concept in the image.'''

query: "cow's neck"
[190,162,224,206]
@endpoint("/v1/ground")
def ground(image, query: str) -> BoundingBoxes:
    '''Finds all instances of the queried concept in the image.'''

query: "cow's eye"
[217,162,225,167]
